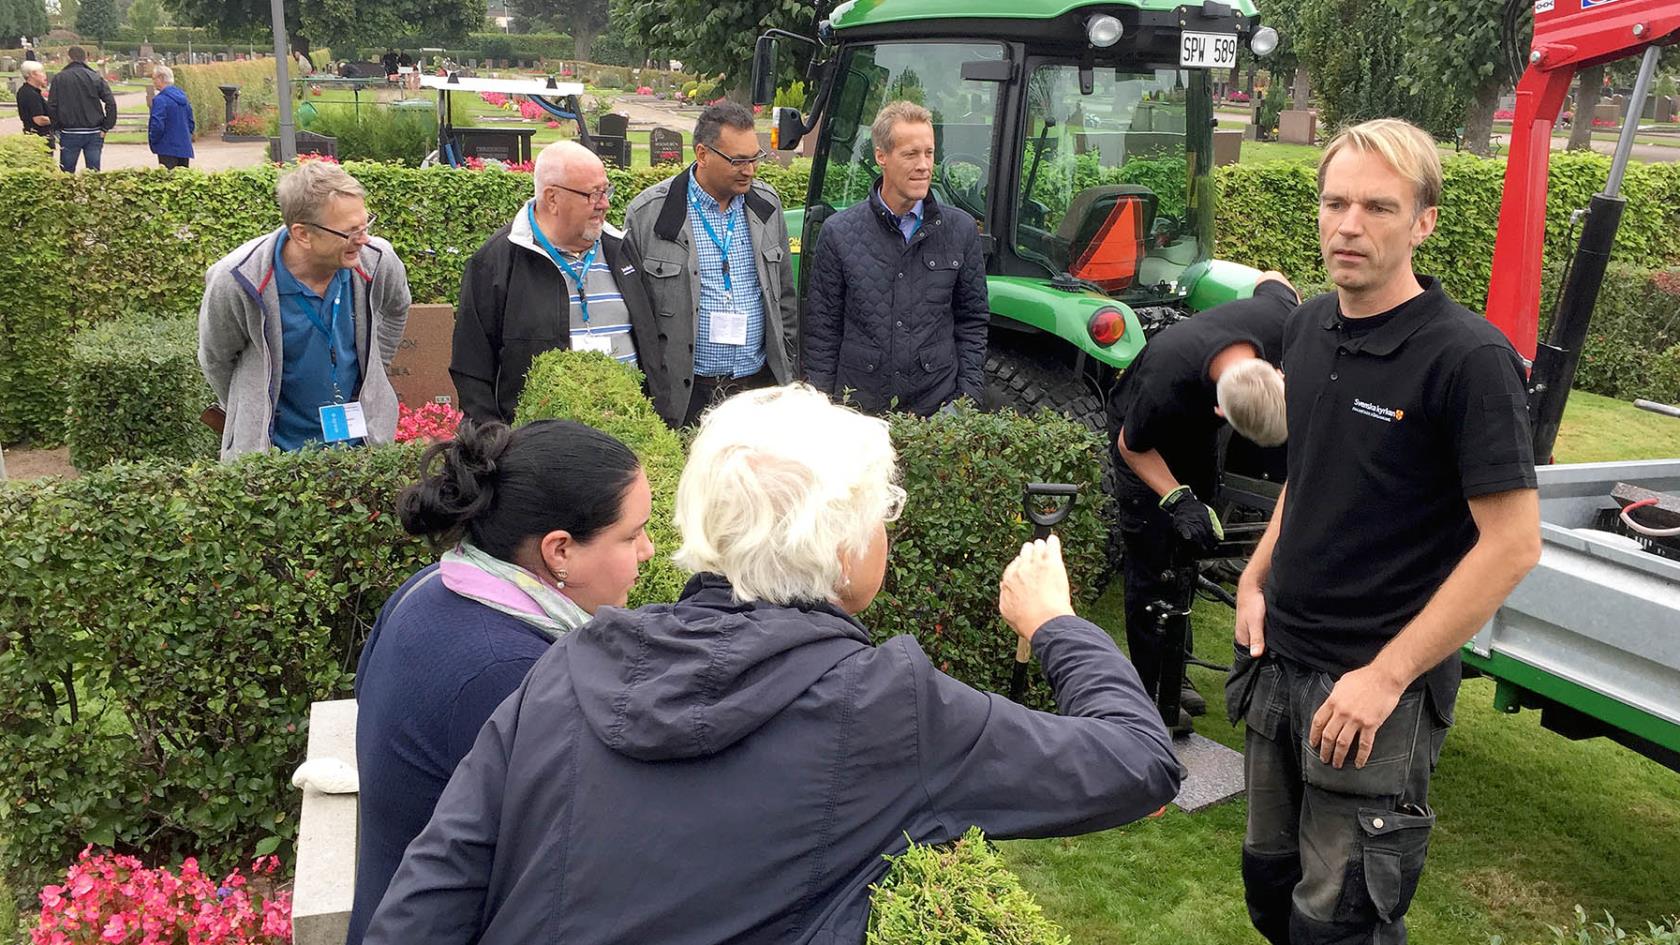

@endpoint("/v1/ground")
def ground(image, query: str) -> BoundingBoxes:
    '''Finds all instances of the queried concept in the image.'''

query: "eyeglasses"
[307,213,377,241]
[551,183,615,204]
[883,484,908,523]
[700,143,771,167]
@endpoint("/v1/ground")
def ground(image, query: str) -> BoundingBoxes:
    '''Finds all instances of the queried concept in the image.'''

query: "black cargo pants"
[1226,645,1449,945]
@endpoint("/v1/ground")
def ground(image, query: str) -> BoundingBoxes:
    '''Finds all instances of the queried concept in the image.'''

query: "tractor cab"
[756,0,1275,395]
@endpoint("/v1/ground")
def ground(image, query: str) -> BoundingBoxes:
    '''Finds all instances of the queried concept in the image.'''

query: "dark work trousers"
[683,363,776,427]
[1118,486,1192,702]
[158,155,191,169]
[1226,647,1449,945]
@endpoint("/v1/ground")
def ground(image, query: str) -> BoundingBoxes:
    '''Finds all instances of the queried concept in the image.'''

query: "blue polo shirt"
[272,231,361,451]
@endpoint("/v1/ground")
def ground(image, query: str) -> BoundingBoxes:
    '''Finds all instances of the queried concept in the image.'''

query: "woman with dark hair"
[346,419,654,945]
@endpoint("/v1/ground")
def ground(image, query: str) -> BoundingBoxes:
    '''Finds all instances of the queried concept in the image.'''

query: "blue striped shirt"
[687,175,766,378]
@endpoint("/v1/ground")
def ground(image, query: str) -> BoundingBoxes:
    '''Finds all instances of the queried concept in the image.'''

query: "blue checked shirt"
[688,175,766,378]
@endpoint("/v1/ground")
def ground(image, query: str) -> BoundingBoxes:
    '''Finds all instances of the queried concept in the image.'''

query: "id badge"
[574,334,615,356]
[319,401,368,443]
[709,310,749,346]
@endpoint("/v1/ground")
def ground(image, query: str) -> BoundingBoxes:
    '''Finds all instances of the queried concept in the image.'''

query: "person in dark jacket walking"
[46,46,117,173]
[803,101,989,417]
[347,418,655,945]
[451,141,657,425]
[365,384,1181,945]
[14,61,53,152]
[147,66,195,169]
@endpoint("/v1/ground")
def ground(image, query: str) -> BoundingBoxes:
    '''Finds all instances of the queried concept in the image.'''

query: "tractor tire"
[982,344,1122,584]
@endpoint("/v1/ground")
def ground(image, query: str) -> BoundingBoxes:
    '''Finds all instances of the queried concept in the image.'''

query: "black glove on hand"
[1160,485,1224,554]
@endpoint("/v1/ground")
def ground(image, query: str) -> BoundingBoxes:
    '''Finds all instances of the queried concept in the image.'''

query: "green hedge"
[1540,264,1680,405]
[5,152,1679,446]
[868,827,1069,945]
[66,315,218,469]
[175,59,278,136]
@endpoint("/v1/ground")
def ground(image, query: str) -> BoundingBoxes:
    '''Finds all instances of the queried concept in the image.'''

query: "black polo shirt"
[1264,276,1537,717]
[1105,279,1297,519]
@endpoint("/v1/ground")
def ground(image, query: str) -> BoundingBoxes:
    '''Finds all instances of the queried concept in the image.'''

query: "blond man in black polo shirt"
[1228,119,1541,945]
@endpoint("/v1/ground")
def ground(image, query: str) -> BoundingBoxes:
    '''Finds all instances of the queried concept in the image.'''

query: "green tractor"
[752,0,1278,432]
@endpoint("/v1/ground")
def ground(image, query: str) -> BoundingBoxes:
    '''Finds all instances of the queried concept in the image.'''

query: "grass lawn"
[0,393,1674,942]
[1238,140,1323,164]
[1000,389,1680,944]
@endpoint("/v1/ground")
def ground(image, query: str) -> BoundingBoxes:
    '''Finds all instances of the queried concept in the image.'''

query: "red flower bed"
[32,849,291,945]
[396,401,466,443]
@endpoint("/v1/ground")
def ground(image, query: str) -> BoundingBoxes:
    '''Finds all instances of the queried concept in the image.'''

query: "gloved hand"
[1160,485,1224,554]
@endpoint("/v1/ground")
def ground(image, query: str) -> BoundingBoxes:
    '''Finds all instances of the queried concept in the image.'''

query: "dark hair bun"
[396,420,516,541]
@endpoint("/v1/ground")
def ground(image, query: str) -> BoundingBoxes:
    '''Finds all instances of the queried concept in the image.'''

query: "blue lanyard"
[301,274,350,400]
[528,203,599,324]
[689,190,737,293]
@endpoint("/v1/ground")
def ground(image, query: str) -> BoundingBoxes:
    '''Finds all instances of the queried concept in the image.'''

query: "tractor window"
[816,42,1004,221]
[1013,65,1199,297]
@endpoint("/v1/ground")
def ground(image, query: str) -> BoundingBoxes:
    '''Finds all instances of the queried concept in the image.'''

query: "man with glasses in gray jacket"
[621,103,799,427]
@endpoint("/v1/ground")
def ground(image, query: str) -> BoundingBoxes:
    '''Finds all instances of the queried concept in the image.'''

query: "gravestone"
[586,134,630,167]
[1278,109,1317,145]
[388,304,459,407]
[597,112,629,139]
[758,131,793,166]
[291,700,358,945]
[1212,128,1243,166]
[649,126,685,165]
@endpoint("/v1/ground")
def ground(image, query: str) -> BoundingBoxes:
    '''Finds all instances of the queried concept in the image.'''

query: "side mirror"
[773,107,805,152]
[751,36,777,106]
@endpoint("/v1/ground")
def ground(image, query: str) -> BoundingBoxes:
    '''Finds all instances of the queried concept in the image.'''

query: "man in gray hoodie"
[197,161,411,460]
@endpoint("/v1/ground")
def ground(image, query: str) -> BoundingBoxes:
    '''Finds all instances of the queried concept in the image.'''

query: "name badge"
[318,402,367,443]
[574,334,615,356]
[709,310,749,346]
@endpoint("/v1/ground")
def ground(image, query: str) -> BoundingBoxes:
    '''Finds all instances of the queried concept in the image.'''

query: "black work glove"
[1160,485,1224,554]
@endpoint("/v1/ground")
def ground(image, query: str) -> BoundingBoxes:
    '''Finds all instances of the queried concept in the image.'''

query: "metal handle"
[1634,399,1680,420]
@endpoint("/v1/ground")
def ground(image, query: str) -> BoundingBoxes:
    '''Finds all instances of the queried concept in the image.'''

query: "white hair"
[533,139,598,198]
[1217,358,1287,447]
[673,385,902,605]
[20,61,45,78]
[153,65,174,84]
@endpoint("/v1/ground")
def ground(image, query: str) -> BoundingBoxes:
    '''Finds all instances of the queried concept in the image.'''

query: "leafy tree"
[161,0,483,57]
[1567,63,1606,151]
[513,0,606,61]
[76,0,119,45]
[620,0,838,98]
[1399,0,1531,155]
[1295,0,1463,139]
[125,0,159,39]
[5,0,50,40]
[54,0,78,31]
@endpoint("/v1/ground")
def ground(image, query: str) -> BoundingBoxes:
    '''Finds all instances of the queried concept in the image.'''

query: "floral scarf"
[438,541,591,638]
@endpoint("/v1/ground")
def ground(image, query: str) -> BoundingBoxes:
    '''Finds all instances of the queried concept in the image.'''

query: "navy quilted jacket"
[803,187,989,416]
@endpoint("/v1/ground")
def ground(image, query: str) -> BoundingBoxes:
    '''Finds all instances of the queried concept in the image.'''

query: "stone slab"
[1170,732,1246,813]
[293,699,360,945]
[1212,128,1243,167]
[389,303,459,408]
[1278,109,1317,146]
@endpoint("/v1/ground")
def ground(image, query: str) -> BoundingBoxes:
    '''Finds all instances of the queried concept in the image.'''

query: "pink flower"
[100,914,125,942]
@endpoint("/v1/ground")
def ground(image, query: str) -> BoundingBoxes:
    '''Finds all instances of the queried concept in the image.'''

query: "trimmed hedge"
[4,152,1679,445]
[868,827,1069,945]
[66,315,218,469]
[1539,264,1680,405]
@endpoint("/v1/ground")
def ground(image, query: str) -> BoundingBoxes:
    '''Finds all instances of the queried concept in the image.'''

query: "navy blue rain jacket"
[365,573,1180,945]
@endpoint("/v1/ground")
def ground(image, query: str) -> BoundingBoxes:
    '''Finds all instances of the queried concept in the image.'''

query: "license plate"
[1180,32,1239,69]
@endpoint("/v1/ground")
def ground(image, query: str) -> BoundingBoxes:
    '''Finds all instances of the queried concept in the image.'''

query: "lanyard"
[529,203,599,324]
[299,274,349,402]
[689,189,738,294]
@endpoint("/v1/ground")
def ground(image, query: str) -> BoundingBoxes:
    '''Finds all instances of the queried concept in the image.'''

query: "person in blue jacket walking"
[148,65,195,169]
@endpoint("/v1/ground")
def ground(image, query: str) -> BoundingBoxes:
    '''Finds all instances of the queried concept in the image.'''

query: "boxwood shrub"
[66,315,219,470]
[868,827,1069,945]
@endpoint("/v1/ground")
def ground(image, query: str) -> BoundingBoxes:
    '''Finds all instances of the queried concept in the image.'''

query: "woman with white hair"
[147,64,195,169]
[366,384,1181,945]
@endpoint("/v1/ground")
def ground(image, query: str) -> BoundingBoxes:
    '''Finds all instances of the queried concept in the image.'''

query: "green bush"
[175,60,276,136]
[0,445,432,901]
[66,315,218,469]
[0,134,53,170]
[1489,905,1680,945]
[1539,263,1680,405]
[304,104,435,165]
[868,827,1069,945]
[514,349,688,607]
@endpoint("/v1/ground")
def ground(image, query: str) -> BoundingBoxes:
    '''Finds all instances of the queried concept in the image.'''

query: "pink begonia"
[33,849,292,945]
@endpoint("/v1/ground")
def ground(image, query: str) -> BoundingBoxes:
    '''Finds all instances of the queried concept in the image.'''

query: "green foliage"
[867,827,1070,945]
[772,78,807,111]
[620,0,838,97]
[0,0,48,40]
[1294,0,1463,138]
[512,0,606,61]
[0,134,53,170]
[0,444,432,900]
[1487,906,1680,945]
[513,350,688,608]
[125,0,162,39]
[176,59,277,135]
[304,104,435,165]
[479,34,514,62]
[1540,264,1680,405]
[161,0,479,54]
[879,404,1109,710]
[75,0,119,42]
[66,315,219,469]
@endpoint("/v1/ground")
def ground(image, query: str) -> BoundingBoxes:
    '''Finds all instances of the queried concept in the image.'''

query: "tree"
[126,0,158,38]
[513,0,606,61]
[1399,0,1531,156]
[76,0,119,45]
[1567,64,1605,151]
[54,0,79,30]
[620,0,839,99]
[1294,0,1462,139]
[161,0,483,57]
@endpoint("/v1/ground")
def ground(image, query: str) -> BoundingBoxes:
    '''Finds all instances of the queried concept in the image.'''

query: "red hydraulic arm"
[1484,0,1680,361]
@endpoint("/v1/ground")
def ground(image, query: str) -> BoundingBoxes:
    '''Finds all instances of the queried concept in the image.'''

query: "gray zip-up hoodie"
[365,573,1180,945]
[197,228,411,460]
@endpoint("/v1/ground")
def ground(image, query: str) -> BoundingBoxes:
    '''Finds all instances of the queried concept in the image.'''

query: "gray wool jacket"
[621,165,798,426]
[197,228,411,461]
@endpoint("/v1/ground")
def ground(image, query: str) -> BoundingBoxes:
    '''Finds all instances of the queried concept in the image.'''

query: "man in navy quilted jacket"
[803,101,989,417]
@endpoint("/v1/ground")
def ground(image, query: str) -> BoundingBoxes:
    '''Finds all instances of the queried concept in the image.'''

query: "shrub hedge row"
[4,152,1679,445]
[867,827,1069,945]
[0,354,1108,907]
[66,315,218,469]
